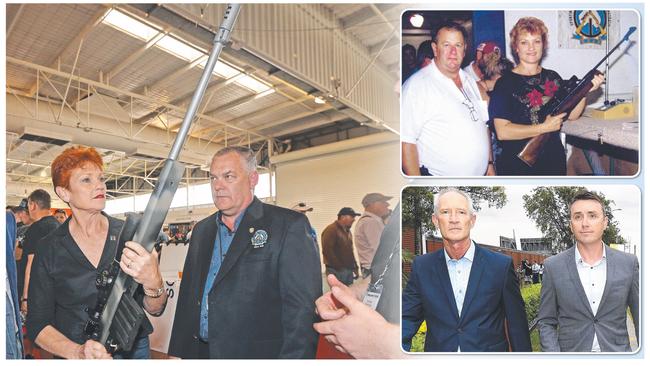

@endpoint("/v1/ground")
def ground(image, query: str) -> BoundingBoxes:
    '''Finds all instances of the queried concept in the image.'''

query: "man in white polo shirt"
[401,21,494,176]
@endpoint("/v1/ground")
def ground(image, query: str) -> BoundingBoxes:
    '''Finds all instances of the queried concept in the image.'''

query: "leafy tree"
[523,186,626,253]
[402,186,507,255]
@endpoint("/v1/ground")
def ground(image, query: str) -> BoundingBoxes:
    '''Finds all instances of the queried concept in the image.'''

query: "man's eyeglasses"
[460,88,479,122]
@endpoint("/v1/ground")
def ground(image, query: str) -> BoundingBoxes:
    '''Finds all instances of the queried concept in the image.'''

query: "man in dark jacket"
[168,146,322,359]
[20,189,60,314]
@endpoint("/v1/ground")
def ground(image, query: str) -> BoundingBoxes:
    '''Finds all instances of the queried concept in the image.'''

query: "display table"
[562,114,638,151]
[561,113,638,175]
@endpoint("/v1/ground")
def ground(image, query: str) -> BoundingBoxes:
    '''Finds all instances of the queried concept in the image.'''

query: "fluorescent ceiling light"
[213,61,241,79]
[236,75,272,93]
[156,35,204,61]
[200,59,273,94]
[199,59,240,79]
[102,9,158,41]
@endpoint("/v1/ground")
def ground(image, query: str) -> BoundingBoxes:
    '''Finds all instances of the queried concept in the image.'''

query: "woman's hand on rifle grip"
[589,73,606,92]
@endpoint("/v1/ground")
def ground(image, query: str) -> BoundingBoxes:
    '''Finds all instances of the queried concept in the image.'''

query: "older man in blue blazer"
[402,188,531,352]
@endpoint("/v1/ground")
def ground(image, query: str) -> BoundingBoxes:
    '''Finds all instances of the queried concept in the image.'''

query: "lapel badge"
[251,229,268,249]
[249,227,255,234]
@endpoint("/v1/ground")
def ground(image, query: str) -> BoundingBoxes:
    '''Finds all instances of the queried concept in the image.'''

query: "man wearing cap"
[354,193,392,279]
[401,21,494,176]
[292,202,319,252]
[464,41,501,82]
[321,207,361,286]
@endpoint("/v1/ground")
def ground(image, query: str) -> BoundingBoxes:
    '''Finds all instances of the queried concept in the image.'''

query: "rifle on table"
[83,4,241,353]
[517,26,636,167]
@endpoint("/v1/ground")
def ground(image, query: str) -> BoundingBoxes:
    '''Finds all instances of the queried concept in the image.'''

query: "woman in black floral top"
[488,17,604,175]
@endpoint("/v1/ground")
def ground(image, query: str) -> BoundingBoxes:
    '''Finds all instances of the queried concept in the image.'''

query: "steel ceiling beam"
[27,5,110,97]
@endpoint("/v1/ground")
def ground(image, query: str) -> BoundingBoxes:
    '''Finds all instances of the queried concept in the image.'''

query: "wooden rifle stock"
[517,70,600,166]
[517,26,636,167]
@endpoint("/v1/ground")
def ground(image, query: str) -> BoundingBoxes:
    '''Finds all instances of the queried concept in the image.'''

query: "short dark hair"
[28,189,51,210]
[54,209,67,215]
[432,20,468,45]
[570,191,605,215]
[416,40,434,67]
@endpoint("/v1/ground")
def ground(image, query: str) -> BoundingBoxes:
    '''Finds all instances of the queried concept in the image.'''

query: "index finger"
[125,241,148,255]
[313,319,337,335]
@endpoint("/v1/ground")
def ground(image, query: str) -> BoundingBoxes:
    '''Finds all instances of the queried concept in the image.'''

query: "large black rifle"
[517,26,636,167]
[83,4,241,353]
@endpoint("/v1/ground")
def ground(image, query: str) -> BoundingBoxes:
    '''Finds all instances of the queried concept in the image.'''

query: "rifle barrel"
[168,4,241,161]
[591,26,636,72]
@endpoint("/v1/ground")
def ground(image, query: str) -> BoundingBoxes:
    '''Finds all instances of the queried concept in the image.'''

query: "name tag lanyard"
[362,239,399,310]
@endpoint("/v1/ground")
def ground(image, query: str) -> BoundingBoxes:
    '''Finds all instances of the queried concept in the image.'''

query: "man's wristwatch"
[143,285,165,298]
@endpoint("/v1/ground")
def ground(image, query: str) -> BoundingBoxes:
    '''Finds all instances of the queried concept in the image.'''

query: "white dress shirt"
[575,243,607,352]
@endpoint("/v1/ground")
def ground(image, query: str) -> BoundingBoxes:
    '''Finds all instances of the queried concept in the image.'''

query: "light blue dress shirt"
[444,241,476,317]
[199,211,245,340]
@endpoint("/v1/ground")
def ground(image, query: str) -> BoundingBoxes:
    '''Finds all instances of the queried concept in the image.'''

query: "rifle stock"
[516,26,636,168]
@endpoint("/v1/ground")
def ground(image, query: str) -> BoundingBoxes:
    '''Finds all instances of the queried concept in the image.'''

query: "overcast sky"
[461,185,640,256]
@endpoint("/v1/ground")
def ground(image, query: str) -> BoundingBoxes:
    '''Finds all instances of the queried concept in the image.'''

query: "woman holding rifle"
[26,146,167,359]
[488,17,604,175]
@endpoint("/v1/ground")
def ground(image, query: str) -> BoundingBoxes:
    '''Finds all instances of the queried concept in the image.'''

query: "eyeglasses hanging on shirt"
[460,87,479,122]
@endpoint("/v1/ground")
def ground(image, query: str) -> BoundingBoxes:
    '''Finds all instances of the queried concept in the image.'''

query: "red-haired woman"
[488,17,605,175]
[26,146,167,359]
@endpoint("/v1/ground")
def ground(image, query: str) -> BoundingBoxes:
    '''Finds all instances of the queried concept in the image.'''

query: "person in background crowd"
[355,193,392,279]
[477,55,514,102]
[291,202,319,253]
[12,199,31,270]
[185,221,196,241]
[478,55,514,171]
[464,41,501,82]
[53,209,68,224]
[6,210,24,359]
[26,146,167,359]
[416,40,434,69]
[402,44,418,83]
[169,146,321,359]
[322,207,361,286]
[532,260,541,284]
[21,189,60,315]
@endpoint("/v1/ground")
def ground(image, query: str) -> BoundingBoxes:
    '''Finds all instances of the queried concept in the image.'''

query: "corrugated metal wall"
[170,3,399,131]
